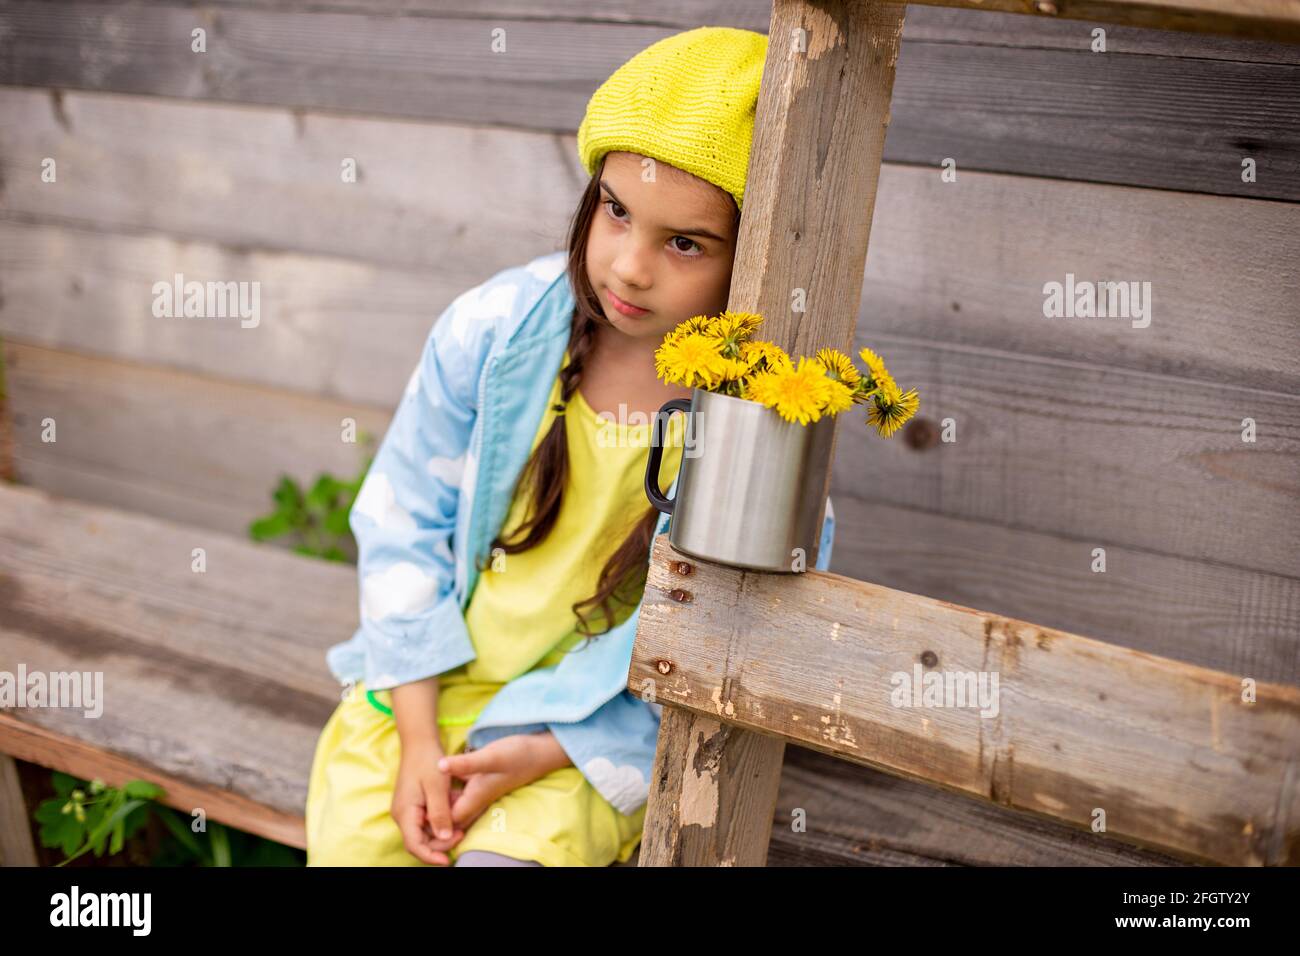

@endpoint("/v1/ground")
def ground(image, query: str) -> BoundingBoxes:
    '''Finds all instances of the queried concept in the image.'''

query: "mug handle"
[644,398,693,515]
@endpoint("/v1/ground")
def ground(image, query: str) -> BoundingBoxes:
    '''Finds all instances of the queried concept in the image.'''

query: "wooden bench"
[1,482,1208,867]
[0,482,343,854]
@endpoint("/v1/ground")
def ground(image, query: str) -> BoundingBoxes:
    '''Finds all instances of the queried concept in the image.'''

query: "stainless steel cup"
[644,387,836,573]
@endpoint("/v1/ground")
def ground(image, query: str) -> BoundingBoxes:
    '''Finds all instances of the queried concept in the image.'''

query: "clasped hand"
[392,731,569,866]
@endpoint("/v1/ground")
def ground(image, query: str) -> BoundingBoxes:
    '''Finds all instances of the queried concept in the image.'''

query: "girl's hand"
[392,738,467,865]
[438,732,572,831]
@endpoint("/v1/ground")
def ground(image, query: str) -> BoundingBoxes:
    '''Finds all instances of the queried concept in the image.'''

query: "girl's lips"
[606,288,650,317]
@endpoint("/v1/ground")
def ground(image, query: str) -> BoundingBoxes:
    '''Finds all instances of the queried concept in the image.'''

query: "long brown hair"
[474,153,737,647]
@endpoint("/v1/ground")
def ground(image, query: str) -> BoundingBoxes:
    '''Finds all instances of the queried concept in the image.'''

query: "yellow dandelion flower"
[656,332,730,388]
[872,366,899,401]
[661,314,717,348]
[744,357,833,425]
[858,345,889,378]
[740,339,793,374]
[822,379,857,416]
[707,311,764,342]
[815,348,862,388]
[718,355,753,382]
[869,386,919,438]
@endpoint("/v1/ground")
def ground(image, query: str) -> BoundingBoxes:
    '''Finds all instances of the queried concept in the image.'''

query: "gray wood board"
[834,335,1300,580]
[2,113,1296,394]
[1,3,1297,198]
[2,340,388,540]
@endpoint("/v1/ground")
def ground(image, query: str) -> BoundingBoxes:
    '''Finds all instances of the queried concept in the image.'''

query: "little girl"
[304,25,835,867]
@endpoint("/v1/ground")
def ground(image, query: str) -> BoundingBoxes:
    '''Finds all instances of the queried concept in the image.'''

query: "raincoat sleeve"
[342,288,490,692]
[545,496,837,816]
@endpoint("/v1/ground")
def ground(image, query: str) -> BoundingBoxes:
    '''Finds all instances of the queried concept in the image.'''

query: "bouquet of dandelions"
[654,311,920,437]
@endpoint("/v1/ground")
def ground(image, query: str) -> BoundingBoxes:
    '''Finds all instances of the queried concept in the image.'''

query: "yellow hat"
[576,26,768,212]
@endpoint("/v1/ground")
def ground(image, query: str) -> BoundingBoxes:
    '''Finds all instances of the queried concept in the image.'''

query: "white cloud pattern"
[352,471,416,531]
[426,451,466,489]
[361,561,438,621]
[583,757,648,814]
[449,281,520,348]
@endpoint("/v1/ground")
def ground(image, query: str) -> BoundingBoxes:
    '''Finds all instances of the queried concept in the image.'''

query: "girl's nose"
[611,242,653,291]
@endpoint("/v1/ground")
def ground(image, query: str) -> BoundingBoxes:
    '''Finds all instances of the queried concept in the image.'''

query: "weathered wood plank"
[3,92,1295,393]
[0,753,38,866]
[0,482,350,846]
[884,41,1300,200]
[0,716,309,850]
[856,165,1300,395]
[3,2,1298,198]
[830,498,1300,686]
[0,88,578,281]
[909,0,1300,40]
[773,743,1189,864]
[837,336,1300,579]
[2,341,388,539]
[631,534,1300,865]
[640,707,788,867]
[0,219,509,409]
[59,1,1300,64]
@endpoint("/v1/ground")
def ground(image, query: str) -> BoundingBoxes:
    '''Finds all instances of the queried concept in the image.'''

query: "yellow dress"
[305,351,684,866]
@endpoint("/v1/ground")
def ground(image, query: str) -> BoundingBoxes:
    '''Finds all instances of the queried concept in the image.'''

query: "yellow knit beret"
[576,26,768,212]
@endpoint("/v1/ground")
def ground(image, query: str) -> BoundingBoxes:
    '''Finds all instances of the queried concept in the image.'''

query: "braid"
[479,151,681,645]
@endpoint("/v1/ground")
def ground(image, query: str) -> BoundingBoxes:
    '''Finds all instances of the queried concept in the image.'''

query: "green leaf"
[323,508,351,536]
[249,512,294,540]
[33,797,70,824]
[35,809,82,852]
[304,474,341,515]
[123,779,164,800]
[153,806,209,863]
[210,823,232,867]
[60,821,82,857]
[51,771,80,797]
[59,798,147,866]
[109,817,125,855]
[272,475,304,510]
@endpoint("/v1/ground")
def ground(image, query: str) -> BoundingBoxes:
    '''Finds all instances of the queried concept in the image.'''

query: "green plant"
[34,772,158,865]
[34,771,304,867]
[249,434,374,562]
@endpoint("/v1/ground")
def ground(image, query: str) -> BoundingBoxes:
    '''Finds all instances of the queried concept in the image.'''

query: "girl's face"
[585,151,738,344]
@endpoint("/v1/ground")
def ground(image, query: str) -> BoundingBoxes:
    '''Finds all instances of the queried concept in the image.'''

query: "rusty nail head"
[657,659,673,675]
[920,650,938,667]
[669,588,693,603]
[673,560,693,575]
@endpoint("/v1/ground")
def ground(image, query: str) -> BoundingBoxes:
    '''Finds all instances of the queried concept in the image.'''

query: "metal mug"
[644,387,836,573]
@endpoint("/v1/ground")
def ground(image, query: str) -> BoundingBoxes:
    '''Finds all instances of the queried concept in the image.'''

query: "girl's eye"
[602,199,702,257]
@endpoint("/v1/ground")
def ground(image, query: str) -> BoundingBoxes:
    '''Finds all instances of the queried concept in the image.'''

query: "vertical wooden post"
[639,0,907,866]
[0,755,38,866]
